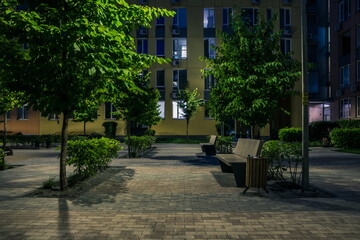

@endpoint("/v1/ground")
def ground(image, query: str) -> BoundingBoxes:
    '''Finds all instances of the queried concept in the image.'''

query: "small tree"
[203,12,301,139]
[72,105,99,136]
[177,88,203,142]
[113,72,162,157]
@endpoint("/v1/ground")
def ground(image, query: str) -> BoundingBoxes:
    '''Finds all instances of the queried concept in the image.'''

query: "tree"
[203,12,301,139]
[72,105,99,136]
[0,0,173,190]
[177,88,203,143]
[112,72,162,157]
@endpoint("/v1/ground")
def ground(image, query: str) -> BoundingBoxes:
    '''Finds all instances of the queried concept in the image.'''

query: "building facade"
[2,0,305,137]
[329,0,360,121]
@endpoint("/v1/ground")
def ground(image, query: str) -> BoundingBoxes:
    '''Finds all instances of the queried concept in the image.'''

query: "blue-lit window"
[173,38,187,59]
[156,39,165,57]
[204,38,215,59]
[204,8,215,28]
[156,16,165,26]
[340,64,350,88]
[137,39,148,54]
[173,8,187,28]
[223,8,233,27]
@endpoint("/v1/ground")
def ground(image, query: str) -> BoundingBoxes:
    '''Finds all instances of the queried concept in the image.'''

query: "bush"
[278,128,302,142]
[0,149,4,170]
[261,140,302,185]
[66,137,121,178]
[309,121,340,142]
[144,129,156,136]
[330,128,360,149]
[216,136,233,153]
[336,119,360,129]
[125,135,156,158]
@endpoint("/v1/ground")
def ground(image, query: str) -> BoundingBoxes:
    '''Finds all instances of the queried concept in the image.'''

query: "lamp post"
[301,0,309,190]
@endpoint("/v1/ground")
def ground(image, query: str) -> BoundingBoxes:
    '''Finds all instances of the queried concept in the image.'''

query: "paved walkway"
[0,144,359,239]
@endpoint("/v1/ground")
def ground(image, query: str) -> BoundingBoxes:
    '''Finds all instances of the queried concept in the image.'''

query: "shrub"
[0,149,4,170]
[336,119,360,129]
[261,140,302,185]
[330,128,360,149]
[66,137,121,178]
[144,129,156,136]
[309,121,340,142]
[278,128,302,142]
[216,136,233,153]
[124,135,156,158]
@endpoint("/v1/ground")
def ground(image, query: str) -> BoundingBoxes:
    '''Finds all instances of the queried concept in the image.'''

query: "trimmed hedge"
[124,135,156,158]
[309,121,340,141]
[330,128,360,149]
[337,120,360,129]
[66,137,121,178]
[278,128,302,142]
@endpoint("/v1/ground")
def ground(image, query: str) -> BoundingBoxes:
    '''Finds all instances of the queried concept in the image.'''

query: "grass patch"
[156,137,206,144]
[335,148,360,154]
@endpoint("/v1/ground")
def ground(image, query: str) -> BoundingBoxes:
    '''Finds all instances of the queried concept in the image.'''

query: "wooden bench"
[216,138,263,187]
[200,135,217,156]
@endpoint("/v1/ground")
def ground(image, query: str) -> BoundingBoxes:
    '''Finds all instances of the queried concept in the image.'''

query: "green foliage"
[0,148,4,170]
[66,137,121,178]
[216,136,233,153]
[203,11,301,135]
[102,122,118,139]
[261,140,302,185]
[43,177,57,189]
[177,88,204,142]
[336,120,360,129]
[144,129,156,136]
[330,128,360,149]
[278,128,302,142]
[309,121,340,142]
[124,135,156,158]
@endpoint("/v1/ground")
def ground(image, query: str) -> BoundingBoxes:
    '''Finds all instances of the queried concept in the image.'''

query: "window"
[204,8,215,28]
[280,8,291,29]
[173,8,187,28]
[17,105,28,120]
[48,114,59,120]
[172,100,185,119]
[173,69,187,90]
[242,8,258,26]
[158,101,165,119]
[156,39,165,57]
[204,73,216,90]
[137,38,148,54]
[222,8,233,27]
[357,96,360,117]
[156,16,165,26]
[6,111,11,120]
[340,98,351,118]
[204,38,215,59]
[358,0,360,11]
[156,70,165,88]
[281,38,292,55]
[340,64,350,88]
[267,8,272,21]
[339,0,351,22]
[105,102,117,119]
[357,61,360,82]
[204,106,211,119]
[173,38,187,59]
[357,25,360,47]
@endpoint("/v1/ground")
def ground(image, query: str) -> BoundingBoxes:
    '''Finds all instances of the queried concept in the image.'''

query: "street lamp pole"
[301,0,309,190]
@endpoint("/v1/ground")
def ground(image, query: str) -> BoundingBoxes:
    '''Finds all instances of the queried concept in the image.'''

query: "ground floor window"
[340,98,351,118]
[17,105,28,120]
[158,101,165,119]
[105,102,117,120]
[172,100,185,119]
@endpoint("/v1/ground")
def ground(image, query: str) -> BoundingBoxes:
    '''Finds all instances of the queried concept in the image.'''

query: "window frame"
[280,8,291,29]
[17,104,28,120]
[204,38,216,59]
[172,8,187,28]
[104,102,117,120]
[204,8,215,28]
[340,64,351,88]
[281,38,292,55]
[222,8,233,27]
[340,98,351,118]
[172,69,187,91]
[172,38,187,59]
[172,100,185,119]
[158,101,165,119]
[156,38,165,57]
[137,38,148,54]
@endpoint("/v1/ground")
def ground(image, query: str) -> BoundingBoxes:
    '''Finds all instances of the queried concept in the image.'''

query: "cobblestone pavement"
[0,144,359,240]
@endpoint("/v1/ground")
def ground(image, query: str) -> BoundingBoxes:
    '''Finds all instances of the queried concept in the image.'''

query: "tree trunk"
[59,111,70,191]
[127,121,131,158]
[250,125,255,139]
[186,119,189,143]
[221,121,225,137]
[2,113,7,150]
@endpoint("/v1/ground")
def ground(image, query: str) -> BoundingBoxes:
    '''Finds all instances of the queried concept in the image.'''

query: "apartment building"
[2,0,304,137]
[329,0,360,121]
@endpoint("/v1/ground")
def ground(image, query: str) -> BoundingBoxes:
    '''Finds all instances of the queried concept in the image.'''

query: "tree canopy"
[0,0,174,189]
[203,11,301,138]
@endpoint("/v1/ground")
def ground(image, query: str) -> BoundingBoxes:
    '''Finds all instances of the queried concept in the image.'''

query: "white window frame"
[204,38,215,59]
[340,64,351,88]
[281,8,291,28]
[158,101,165,119]
[172,100,185,119]
[137,38,148,54]
[104,102,117,120]
[357,96,360,117]
[172,38,187,59]
[204,8,215,28]
[17,104,28,120]
[340,98,351,118]
[281,38,292,55]
[173,69,186,90]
